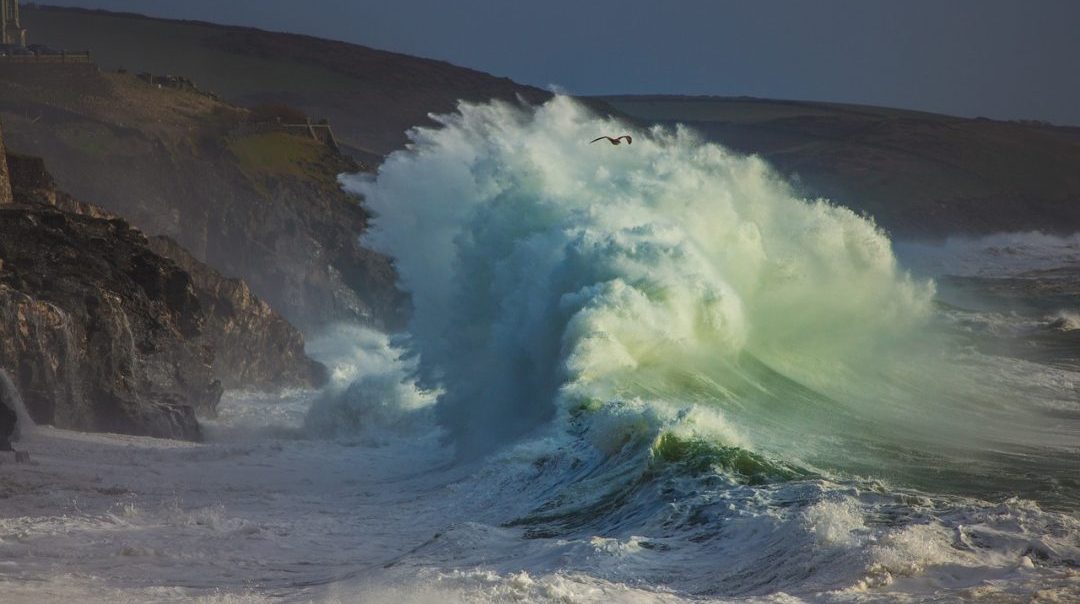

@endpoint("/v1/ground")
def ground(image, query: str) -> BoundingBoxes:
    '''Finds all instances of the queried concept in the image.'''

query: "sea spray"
[340,96,1076,519]
[342,95,933,458]
[304,324,437,439]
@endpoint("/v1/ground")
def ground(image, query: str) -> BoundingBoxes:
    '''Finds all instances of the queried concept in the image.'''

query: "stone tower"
[1,0,27,47]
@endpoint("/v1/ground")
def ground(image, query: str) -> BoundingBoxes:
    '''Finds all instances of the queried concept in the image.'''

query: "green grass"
[227,132,324,179]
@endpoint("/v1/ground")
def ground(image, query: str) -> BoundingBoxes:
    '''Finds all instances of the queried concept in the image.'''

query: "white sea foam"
[303,324,438,439]
[1049,309,1080,331]
[343,95,933,457]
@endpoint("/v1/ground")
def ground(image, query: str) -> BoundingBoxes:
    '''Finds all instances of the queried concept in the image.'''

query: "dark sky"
[40,0,1080,125]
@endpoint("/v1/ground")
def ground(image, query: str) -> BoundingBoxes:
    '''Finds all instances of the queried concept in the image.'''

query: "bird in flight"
[590,135,633,145]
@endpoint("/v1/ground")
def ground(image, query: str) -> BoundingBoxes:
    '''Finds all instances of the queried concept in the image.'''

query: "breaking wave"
[327,96,1079,599]
[341,96,1070,484]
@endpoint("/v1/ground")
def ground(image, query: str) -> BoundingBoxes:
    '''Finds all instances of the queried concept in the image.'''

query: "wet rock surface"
[0,202,213,440]
[147,235,327,390]
[0,128,325,440]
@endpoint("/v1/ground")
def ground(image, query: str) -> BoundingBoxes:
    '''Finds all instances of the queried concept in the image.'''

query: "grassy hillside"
[228,132,326,178]
[22,6,551,160]
[601,96,1080,237]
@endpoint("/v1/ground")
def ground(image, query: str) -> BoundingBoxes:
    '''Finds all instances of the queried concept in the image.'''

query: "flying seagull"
[590,135,632,145]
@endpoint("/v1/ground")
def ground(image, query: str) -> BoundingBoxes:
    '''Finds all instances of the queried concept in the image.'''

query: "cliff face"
[0,202,214,439]
[0,132,325,439]
[147,235,326,389]
[0,64,405,333]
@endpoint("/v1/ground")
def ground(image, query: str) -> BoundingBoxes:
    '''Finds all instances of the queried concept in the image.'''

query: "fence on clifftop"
[0,50,91,63]
[236,119,340,151]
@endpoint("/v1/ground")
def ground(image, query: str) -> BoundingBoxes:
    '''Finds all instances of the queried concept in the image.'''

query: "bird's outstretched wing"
[590,136,611,144]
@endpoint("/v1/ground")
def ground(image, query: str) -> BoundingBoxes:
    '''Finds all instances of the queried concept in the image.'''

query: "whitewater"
[0,96,1077,602]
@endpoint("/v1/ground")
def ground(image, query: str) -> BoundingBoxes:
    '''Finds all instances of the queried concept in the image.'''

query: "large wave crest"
[341,96,935,460]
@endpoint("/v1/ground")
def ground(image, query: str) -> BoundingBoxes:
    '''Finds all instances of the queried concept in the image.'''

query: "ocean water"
[0,96,1076,602]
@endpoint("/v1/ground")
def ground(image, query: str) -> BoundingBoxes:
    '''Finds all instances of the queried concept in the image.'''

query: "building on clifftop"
[1,0,26,47]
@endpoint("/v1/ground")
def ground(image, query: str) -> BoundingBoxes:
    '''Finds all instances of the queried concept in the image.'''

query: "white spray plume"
[342,96,932,455]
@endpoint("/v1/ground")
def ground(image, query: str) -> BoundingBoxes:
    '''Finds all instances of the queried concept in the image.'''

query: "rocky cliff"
[0,63,405,333]
[0,126,325,440]
[147,235,326,389]
[0,199,215,440]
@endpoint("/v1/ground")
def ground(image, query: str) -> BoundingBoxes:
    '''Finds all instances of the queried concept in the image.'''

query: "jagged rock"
[0,128,326,440]
[0,370,17,451]
[148,235,327,389]
[0,207,211,440]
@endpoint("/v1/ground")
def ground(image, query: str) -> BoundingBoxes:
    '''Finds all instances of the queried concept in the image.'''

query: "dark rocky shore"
[0,124,323,440]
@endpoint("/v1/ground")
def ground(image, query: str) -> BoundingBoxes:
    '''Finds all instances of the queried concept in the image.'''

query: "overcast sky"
[39,0,1080,125]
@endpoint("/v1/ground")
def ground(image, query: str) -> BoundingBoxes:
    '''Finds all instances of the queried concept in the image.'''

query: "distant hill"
[16,6,1080,240]
[600,96,1080,237]
[22,5,551,162]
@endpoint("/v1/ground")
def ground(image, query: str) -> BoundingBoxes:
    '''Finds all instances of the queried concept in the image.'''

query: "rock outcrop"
[0,63,406,333]
[147,235,326,389]
[0,370,19,449]
[0,200,214,440]
[0,125,325,440]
